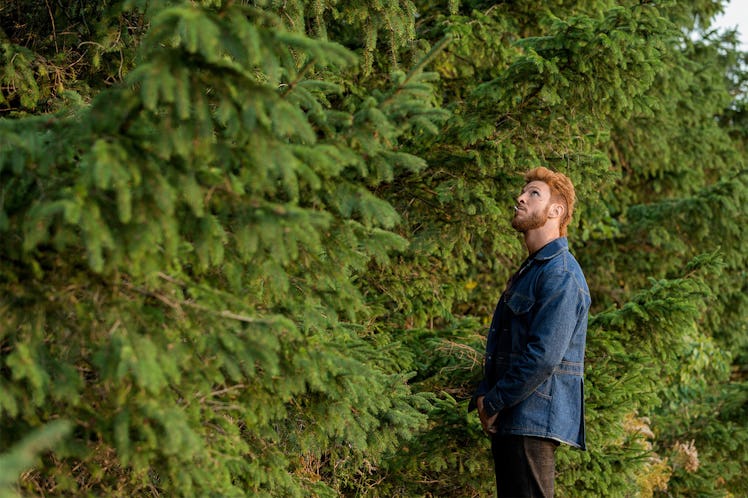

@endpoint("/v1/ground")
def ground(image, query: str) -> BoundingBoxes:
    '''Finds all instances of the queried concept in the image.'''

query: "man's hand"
[477,396,499,436]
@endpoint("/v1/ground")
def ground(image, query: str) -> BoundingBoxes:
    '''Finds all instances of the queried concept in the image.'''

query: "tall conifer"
[1,0,746,496]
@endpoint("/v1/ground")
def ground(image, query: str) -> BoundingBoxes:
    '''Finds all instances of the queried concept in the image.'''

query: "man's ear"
[549,203,565,220]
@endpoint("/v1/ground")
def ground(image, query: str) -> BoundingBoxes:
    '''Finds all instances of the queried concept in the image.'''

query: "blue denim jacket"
[471,237,590,449]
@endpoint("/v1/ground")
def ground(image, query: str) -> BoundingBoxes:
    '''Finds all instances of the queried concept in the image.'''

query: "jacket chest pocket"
[504,292,535,351]
[506,292,534,316]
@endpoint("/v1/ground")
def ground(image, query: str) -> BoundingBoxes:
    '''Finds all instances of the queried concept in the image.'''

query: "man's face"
[511,180,551,233]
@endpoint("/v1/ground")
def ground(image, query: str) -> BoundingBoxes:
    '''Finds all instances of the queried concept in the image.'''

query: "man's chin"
[512,217,546,233]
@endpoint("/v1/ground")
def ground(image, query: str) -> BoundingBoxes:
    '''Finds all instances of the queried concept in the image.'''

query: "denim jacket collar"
[529,237,568,262]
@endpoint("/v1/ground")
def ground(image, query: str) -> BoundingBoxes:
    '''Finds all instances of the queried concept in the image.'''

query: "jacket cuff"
[469,380,490,413]
[482,388,504,417]
[468,394,478,412]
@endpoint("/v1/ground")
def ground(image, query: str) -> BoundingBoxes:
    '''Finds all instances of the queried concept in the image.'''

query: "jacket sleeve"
[468,379,489,412]
[481,268,582,417]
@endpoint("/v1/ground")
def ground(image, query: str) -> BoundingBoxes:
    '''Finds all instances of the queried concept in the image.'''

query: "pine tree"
[1,0,747,496]
[365,0,748,496]
[2,0,444,495]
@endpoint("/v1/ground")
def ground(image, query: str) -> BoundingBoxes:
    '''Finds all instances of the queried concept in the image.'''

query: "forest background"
[1,0,746,496]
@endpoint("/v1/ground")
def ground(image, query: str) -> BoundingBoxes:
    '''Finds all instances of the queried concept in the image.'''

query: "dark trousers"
[491,435,558,498]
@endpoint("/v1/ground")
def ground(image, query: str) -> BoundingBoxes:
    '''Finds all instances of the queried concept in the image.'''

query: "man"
[469,167,590,497]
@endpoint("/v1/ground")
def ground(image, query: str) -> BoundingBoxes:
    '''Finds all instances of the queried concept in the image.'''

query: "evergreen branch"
[188,305,265,324]
[381,34,451,107]
[407,34,452,82]
[280,57,317,98]
[157,271,186,286]
[121,280,186,316]
[0,421,72,486]
[122,279,266,324]
[197,384,246,405]
[154,273,278,325]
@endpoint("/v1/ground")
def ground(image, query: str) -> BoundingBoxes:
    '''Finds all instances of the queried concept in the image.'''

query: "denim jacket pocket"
[506,292,534,315]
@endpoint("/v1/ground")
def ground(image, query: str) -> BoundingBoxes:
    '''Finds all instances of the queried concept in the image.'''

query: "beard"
[511,204,549,233]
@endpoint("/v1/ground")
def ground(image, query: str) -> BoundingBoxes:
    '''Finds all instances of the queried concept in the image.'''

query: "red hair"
[524,167,576,236]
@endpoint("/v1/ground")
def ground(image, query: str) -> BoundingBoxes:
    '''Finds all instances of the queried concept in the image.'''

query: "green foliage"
[0,1,145,115]
[1,0,746,496]
[0,421,72,498]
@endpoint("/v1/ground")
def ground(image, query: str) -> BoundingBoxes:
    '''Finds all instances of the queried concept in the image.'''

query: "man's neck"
[523,228,561,255]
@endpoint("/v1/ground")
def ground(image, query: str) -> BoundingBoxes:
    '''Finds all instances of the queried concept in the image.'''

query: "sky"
[711,0,748,50]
